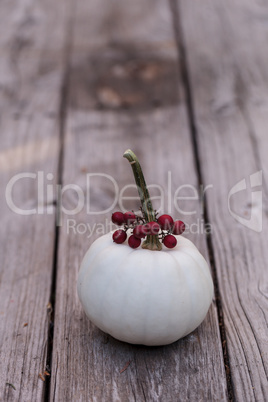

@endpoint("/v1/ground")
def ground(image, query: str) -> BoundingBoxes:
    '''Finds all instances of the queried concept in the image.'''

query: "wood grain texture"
[50,0,228,401]
[0,0,71,400]
[176,0,268,400]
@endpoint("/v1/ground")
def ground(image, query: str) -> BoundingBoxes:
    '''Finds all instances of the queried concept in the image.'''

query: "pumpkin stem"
[123,149,162,251]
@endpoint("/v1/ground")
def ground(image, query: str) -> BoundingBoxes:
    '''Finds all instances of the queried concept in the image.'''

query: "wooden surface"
[176,1,268,400]
[0,0,69,400]
[0,0,267,401]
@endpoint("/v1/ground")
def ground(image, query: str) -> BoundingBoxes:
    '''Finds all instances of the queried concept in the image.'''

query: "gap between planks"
[43,2,75,400]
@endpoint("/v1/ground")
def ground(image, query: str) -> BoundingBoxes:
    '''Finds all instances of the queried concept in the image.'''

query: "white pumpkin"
[77,232,213,346]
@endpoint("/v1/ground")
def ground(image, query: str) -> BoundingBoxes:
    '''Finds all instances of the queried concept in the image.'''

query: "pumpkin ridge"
[168,252,194,337]
[179,248,213,292]
[97,247,135,329]
[80,243,131,328]
[121,250,154,344]
[97,248,137,338]
[78,233,112,287]
[173,250,212,331]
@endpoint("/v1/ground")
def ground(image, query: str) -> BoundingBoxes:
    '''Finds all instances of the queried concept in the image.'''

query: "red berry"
[112,211,125,225]
[113,229,127,244]
[124,211,136,225]
[172,220,185,235]
[133,225,147,239]
[144,221,160,235]
[163,234,177,249]
[157,214,174,230]
[128,235,141,249]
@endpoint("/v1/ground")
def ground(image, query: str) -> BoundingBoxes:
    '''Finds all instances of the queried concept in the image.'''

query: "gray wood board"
[50,0,228,401]
[177,0,268,400]
[0,0,71,400]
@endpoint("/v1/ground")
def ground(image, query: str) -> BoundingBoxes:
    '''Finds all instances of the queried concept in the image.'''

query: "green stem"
[123,149,162,251]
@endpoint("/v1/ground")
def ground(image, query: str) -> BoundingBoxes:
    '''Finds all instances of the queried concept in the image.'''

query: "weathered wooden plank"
[0,0,71,400]
[51,0,228,400]
[176,0,268,400]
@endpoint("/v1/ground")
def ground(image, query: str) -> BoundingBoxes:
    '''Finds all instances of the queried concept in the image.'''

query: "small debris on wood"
[23,323,28,327]
[138,63,163,81]
[38,370,50,381]
[119,361,131,374]
[6,383,16,390]
[47,302,53,315]
[39,373,45,382]
[111,61,163,81]
[97,87,122,108]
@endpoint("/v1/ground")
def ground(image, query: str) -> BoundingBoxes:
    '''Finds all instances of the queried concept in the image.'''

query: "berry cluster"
[112,211,185,249]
